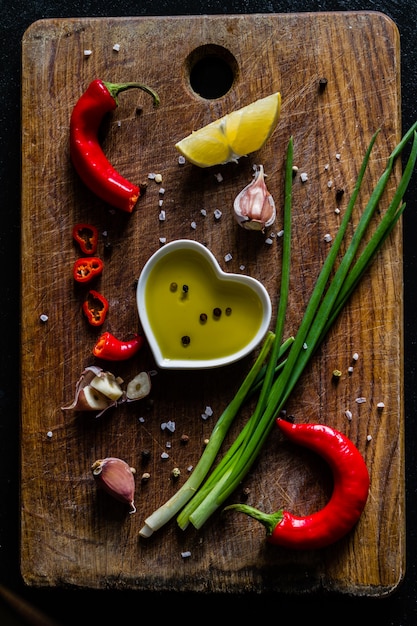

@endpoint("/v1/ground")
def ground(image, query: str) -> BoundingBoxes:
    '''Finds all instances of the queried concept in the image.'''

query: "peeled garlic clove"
[92,457,136,513]
[126,371,152,401]
[80,386,114,410]
[61,366,120,416]
[90,371,124,401]
[233,164,276,231]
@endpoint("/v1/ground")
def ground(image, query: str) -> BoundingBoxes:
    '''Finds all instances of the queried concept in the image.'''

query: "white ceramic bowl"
[136,239,272,369]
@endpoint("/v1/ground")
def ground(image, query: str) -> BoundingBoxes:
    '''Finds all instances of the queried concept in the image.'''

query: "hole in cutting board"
[186,44,238,99]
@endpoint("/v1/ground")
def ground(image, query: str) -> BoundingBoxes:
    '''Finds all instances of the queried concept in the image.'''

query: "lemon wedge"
[175,92,281,168]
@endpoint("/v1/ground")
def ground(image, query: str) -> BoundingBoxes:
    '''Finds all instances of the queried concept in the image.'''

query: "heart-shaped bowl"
[136,239,272,369]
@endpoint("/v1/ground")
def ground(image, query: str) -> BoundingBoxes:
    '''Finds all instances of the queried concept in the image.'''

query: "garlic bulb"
[233,165,276,231]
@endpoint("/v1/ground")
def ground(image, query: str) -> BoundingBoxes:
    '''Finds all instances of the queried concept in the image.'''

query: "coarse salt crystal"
[200,209,207,216]
[300,172,308,182]
[215,172,223,182]
[239,264,246,271]
[334,208,341,214]
[113,43,120,52]
[178,156,186,165]
[159,237,166,244]
[161,452,169,459]
[204,406,213,417]
[355,397,366,404]
[187,465,193,472]
[377,402,385,409]
[148,173,156,179]
[159,210,166,221]
[214,209,222,220]
[327,180,333,188]
[336,153,341,160]
[366,434,372,442]
[138,417,145,423]
[324,233,332,243]
[165,441,172,449]
[224,253,233,262]
[345,410,353,420]
[181,551,192,558]
[303,342,308,350]
[46,431,53,439]
[83,49,93,56]
[277,229,284,237]
[117,120,121,127]
[265,237,273,245]
[190,221,197,230]
[348,366,354,373]
[39,314,49,323]
[352,352,359,361]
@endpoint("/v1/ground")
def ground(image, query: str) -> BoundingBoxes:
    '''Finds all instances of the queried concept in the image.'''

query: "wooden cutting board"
[20,12,404,595]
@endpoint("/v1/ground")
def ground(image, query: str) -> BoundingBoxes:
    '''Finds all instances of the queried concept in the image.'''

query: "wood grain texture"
[20,13,403,595]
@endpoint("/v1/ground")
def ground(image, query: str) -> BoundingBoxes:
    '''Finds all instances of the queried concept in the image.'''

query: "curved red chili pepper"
[70,79,159,213]
[72,223,99,255]
[225,418,370,550]
[93,331,144,361]
[82,290,109,327]
[73,257,104,283]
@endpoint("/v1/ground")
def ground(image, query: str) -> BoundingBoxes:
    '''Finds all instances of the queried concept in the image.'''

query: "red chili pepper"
[72,223,99,255]
[70,79,159,213]
[92,331,144,361]
[82,290,109,327]
[225,418,370,550]
[73,257,104,283]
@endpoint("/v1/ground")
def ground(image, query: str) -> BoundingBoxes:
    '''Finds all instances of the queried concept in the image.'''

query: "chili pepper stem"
[224,503,283,535]
[102,81,160,107]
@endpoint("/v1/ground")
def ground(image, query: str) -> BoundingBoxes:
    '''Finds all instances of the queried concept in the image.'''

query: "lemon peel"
[175,92,281,168]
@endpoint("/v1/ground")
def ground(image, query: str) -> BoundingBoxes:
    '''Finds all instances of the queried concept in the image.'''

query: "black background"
[1,1,416,624]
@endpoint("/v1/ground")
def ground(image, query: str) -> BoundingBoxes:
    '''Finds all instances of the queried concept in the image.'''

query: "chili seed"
[181,335,191,346]
[170,282,178,292]
[213,307,222,318]
[200,313,208,323]
[225,307,232,316]
[182,284,189,293]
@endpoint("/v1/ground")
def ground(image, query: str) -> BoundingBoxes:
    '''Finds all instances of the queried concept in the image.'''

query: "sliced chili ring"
[83,290,109,327]
[73,223,99,255]
[73,257,104,283]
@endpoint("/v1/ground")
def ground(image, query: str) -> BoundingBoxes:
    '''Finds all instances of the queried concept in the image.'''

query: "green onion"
[139,333,294,537]
[140,123,417,537]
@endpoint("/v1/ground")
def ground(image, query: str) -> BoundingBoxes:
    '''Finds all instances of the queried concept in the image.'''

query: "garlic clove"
[126,371,152,401]
[92,457,136,513]
[81,386,114,410]
[89,371,124,401]
[233,164,276,231]
[61,366,121,416]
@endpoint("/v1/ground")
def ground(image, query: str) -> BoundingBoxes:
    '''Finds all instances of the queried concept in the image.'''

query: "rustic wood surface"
[20,12,404,595]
